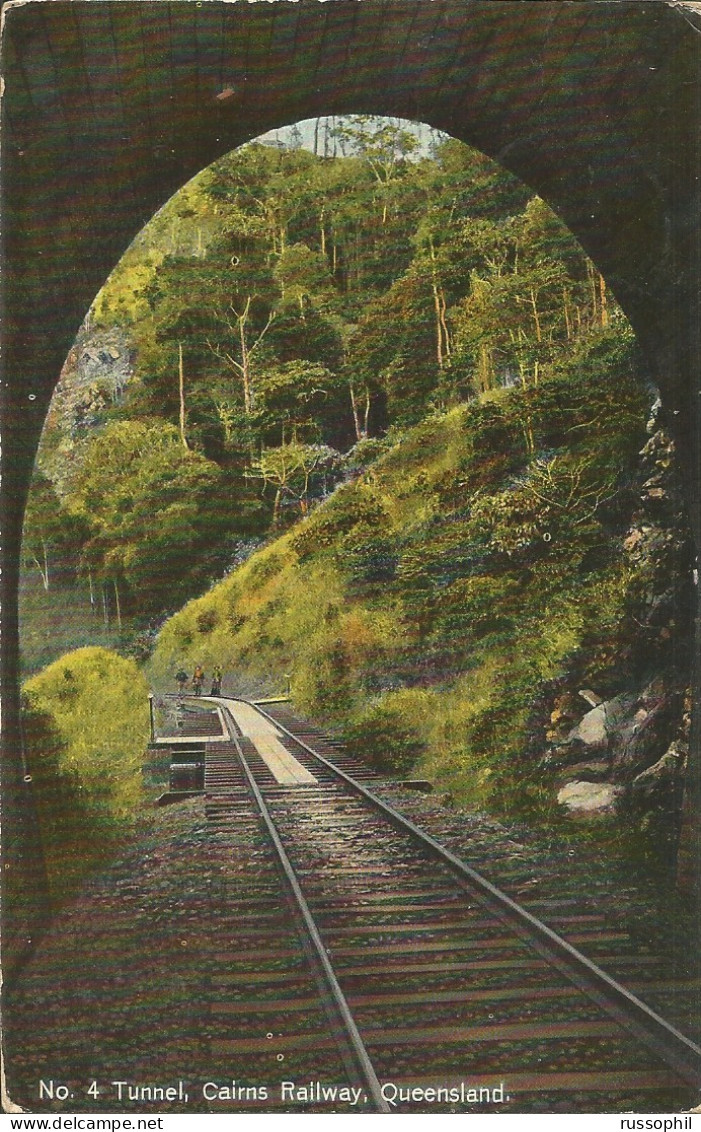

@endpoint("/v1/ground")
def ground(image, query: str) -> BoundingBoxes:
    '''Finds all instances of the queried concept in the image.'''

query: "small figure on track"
[192,663,205,696]
[175,668,188,698]
[210,665,223,697]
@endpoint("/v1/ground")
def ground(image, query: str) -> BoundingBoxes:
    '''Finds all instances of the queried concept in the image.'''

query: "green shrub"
[245,550,288,590]
[292,483,389,559]
[340,529,398,584]
[343,698,426,776]
[431,574,520,652]
[196,608,219,634]
[22,647,150,903]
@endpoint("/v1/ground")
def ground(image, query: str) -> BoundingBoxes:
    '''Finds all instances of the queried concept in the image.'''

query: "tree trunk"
[478,344,493,392]
[349,381,369,442]
[563,288,572,340]
[42,541,49,590]
[432,282,444,369]
[350,383,362,442]
[587,260,598,326]
[240,314,252,415]
[439,288,451,359]
[272,486,282,524]
[522,415,535,456]
[31,542,50,590]
[599,273,608,327]
[429,238,450,367]
[113,578,122,630]
[178,343,189,450]
[102,584,109,627]
[530,287,542,343]
[355,229,362,289]
[88,567,96,614]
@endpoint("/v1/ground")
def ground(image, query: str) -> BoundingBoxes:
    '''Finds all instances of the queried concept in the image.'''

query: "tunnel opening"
[17,116,695,934]
[3,0,700,987]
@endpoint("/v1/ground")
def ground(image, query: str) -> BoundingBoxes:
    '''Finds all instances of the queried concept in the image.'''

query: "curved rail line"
[176,695,701,1113]
[253,702,701,1087]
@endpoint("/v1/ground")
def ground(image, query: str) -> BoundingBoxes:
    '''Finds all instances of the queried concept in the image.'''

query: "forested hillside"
[22,118,693,872]
[149,326,692,846]
[26,120,614,652]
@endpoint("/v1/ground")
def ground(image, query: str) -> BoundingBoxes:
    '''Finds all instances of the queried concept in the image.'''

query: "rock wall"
[543,409,694,864]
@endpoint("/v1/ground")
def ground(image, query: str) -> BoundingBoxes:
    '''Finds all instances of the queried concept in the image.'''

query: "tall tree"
[22,471,79,591]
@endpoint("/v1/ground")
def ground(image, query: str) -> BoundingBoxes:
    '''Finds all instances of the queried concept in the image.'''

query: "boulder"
[557,780,623,818]
[613,686,683,776]
[564,692,639,755]
[578,689,602,708]
[567,704,608,750]
[623,528,645,553]
[630,746,686,809]
[643,486,667,502]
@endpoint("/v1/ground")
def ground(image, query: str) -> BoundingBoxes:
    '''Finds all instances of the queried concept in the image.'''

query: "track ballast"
[185,696,701,1114]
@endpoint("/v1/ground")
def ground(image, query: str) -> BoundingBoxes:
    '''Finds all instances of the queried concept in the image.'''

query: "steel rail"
[217,705,391,1114]
[252,701,701,1091]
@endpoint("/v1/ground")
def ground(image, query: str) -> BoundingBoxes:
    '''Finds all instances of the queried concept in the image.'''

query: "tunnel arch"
[3,0,701,964]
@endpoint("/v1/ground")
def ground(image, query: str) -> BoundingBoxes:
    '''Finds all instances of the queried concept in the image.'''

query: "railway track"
[185,696,701,1113]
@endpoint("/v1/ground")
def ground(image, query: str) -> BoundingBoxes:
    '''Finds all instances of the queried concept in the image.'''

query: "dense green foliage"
[21,648,150,901]
[149,328,650,814]
[24,118,654,836]
[27,120,615,641]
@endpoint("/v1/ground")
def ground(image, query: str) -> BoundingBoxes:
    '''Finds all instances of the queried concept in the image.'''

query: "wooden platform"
[220,699,318,786]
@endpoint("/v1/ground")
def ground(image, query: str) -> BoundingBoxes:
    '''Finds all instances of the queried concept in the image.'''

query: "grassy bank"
[149,330,654,818]
[22,647,150,903]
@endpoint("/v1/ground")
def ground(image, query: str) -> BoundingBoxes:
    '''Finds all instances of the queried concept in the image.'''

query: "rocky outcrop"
[631,747,685,808]
[547,412,692,836]
[42,322,134,491]
[557,780,623,818]
[570,703,608,750]
[613,681,684,777]
[552,683,688,821]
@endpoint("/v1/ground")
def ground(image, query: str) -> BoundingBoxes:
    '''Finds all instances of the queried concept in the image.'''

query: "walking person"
[210,665,223,697]
[192,664,205,696]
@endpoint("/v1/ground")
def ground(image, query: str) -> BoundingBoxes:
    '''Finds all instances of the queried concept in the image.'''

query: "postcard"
[2,0,700,1120]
